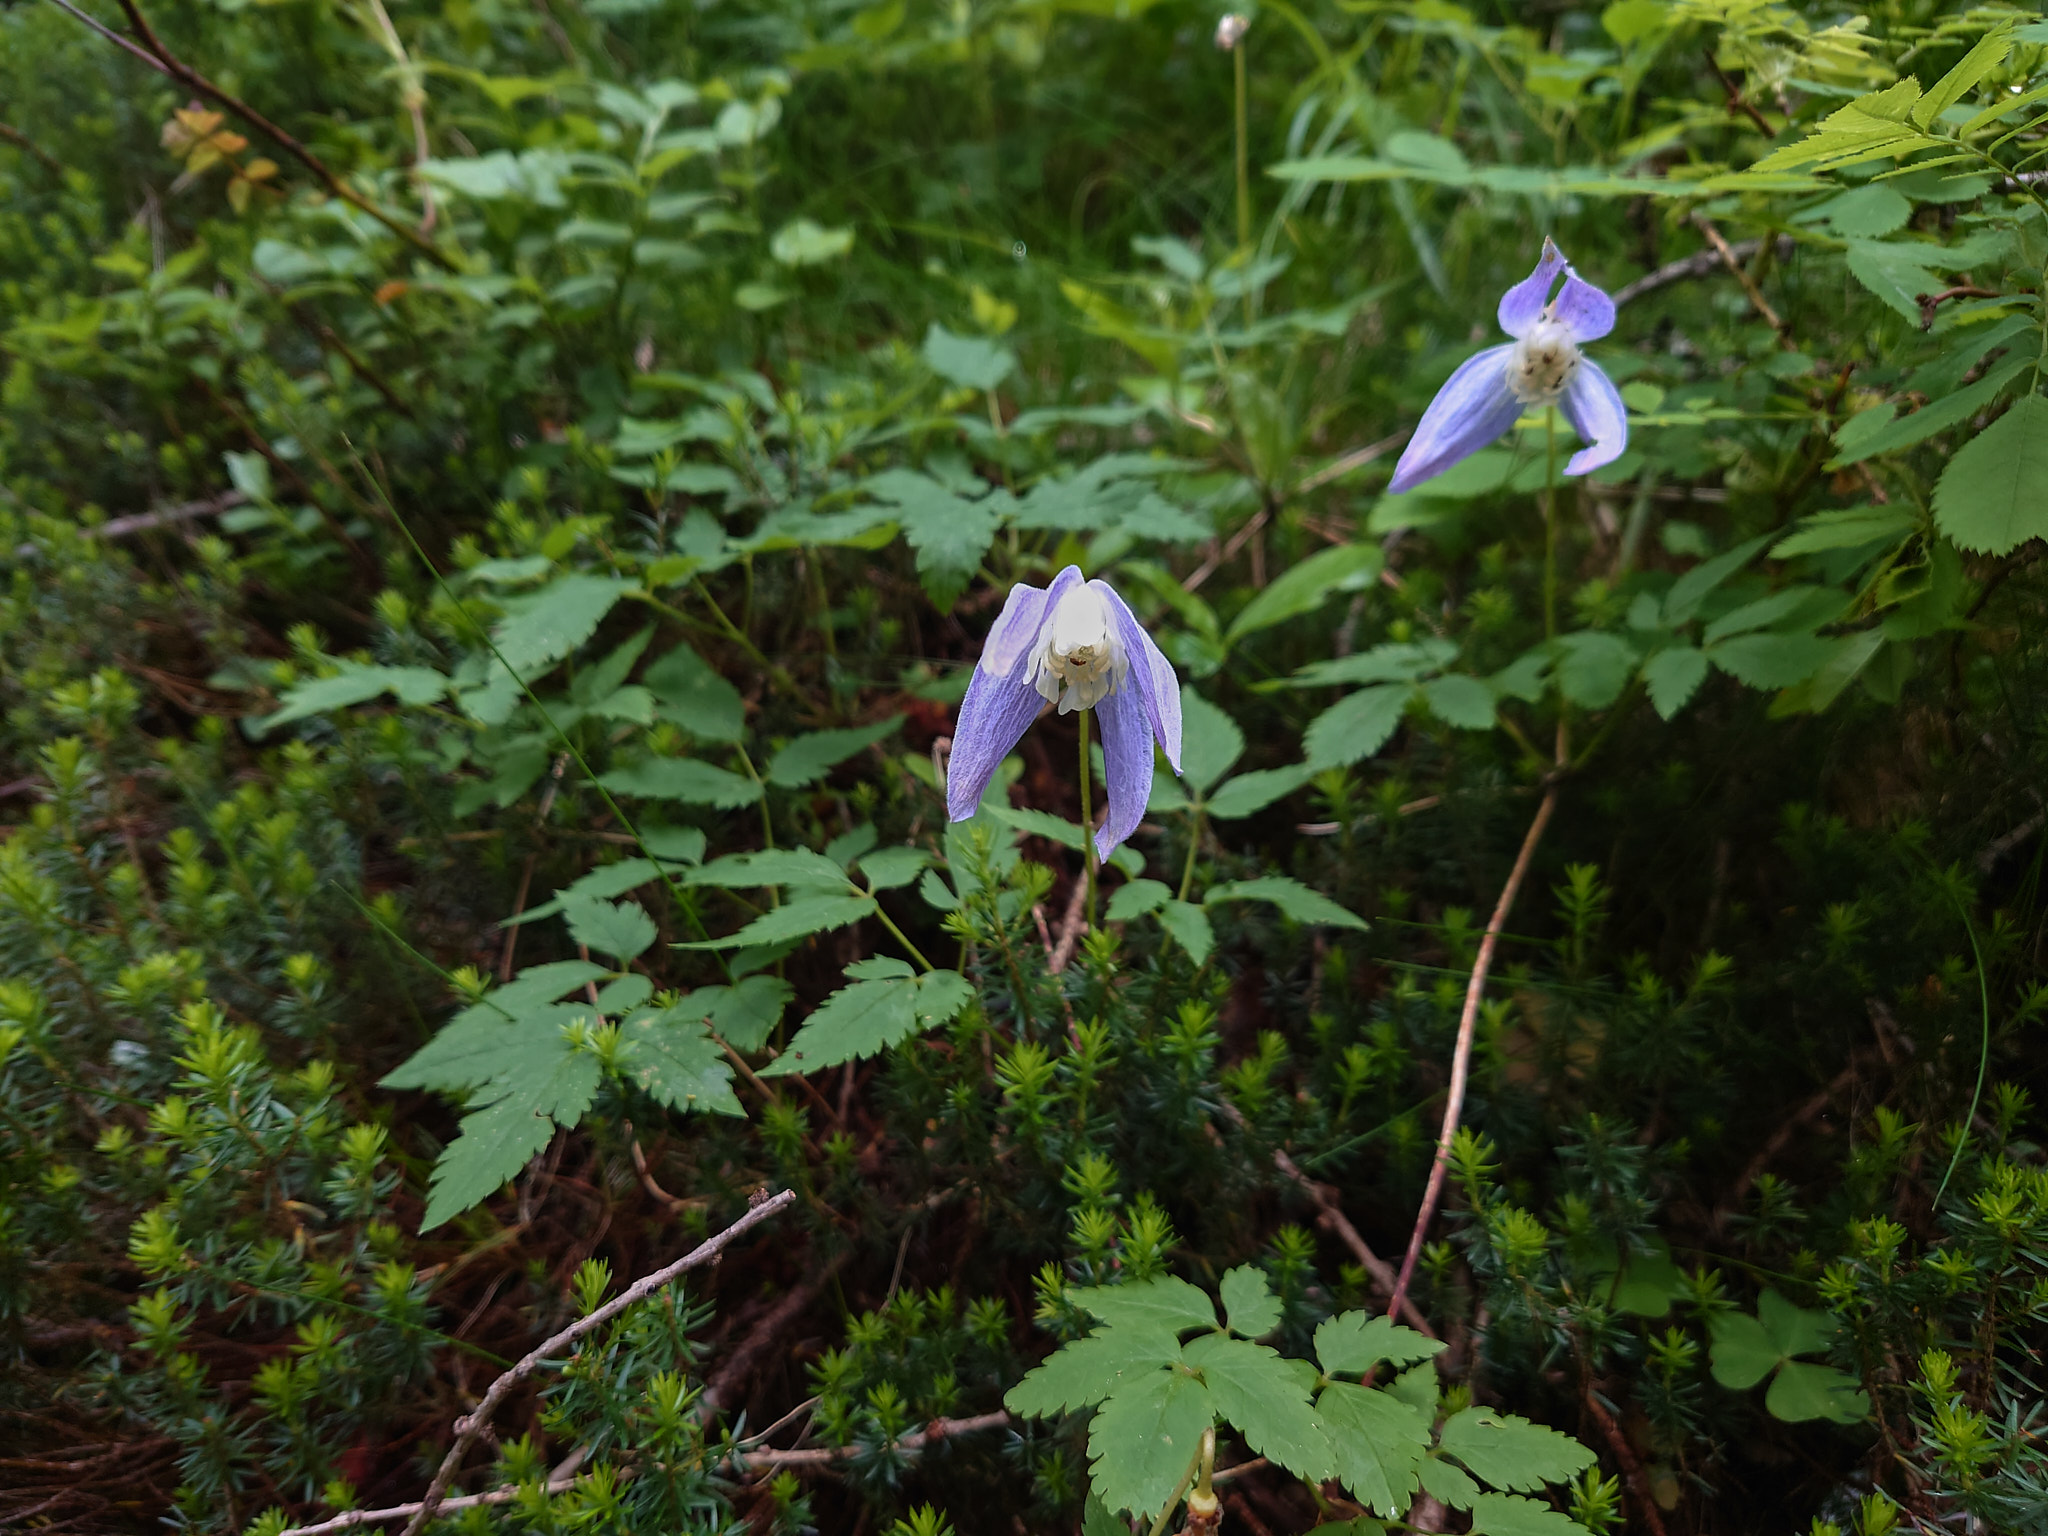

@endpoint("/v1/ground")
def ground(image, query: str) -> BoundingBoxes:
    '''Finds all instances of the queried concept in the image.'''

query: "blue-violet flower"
[1387,238,1627,494]
[946,565,1183,859]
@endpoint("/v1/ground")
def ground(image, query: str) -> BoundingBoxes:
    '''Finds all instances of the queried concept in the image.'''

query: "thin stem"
[1386,785,1558,1322]
[1078,710,1098,933]
[1178,806,1203,903]
[1234,41,1252,254]
[871,903,936,974]
[1543,406,1559,644]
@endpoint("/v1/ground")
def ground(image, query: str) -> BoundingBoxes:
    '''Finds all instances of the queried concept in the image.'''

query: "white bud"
[1215,12,1249,50]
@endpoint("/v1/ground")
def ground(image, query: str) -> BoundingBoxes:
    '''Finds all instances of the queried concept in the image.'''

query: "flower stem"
[1233,41,1251,255]
[1177,806,1203,904]
[1078,709,1098,935]
[1542,405,1559,645]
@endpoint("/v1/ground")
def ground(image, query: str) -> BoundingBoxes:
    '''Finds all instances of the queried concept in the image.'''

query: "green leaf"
[1182,1332,1334,1481]
[1006,1324,1183,1417]
[1641,646,1709,720]
[1208,764,1314,820]
[1304,684,1412,768]
[982,804,1146,877]
[1082,1495,1128,1536]
[1421,673,1496,730]
[562,896,656,963]
[1766,1361,1871,1424]
[421,1048,600,1229]
[690,849,851,891]
[1756,1288,1835,1359]
[681,893,877,951]
[1225,544,1384,645]
[1705,632,1836,689]
[642,642,746,742]
[1157,900,1215,964]
[491,574,630,678]
[1664,535,1772,626]
[695,975,793,1051]
[1219,1265,1282,1339]
[1086,1368,1216,1519]
[1933,393,2048,555]
[856,845,929,891]
[922,322,1017,392]
[1706,1312,1782,1390]
[1107,879,1172,922]
[257,663,450,734]
[382,999,590,1094]
[1552,632,1637,709]
[1206,876,1367,931]
[1437,1407,1596,1492]
[1829,356,2032,469]
[769,217,854,265]
[1910,21,2015,127]
[1844,240,1944,322]
[862,469,1007,609]
[767,715,904,787]
[1179,690,1245,793]
[620,1006,742,1116]
[1070,1276,1218,1333]
[598,756,762,808]
[1314,1312,1446,1376]
[760,966,968,1074]
[1467,1493,1592,1536]
[1420,1457,1482,1508]
[1384,1361,1439,1420]
[1316,1381,1431,1516]
[1807,183,1911,239]
[503,859,674,927]
[1770,506,1917,558]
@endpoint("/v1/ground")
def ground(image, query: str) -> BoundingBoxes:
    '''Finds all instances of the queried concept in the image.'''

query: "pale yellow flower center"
[1507,314,1581,405]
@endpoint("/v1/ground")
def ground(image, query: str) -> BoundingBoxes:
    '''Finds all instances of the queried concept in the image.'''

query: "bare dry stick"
[395,1189,796,1536]
[1272,1148,1436,1337]
[283,1451,588,1536]
[729,1410,1011,1470]
[1386,786,1558,1321]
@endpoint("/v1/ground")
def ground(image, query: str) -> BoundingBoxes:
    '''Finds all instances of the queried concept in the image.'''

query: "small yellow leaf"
[243,157,278,182]
[227,176,252,213]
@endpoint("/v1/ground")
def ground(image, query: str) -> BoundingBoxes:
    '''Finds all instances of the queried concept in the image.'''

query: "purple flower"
[1387,238,1627,494]
[947,565,1183,859]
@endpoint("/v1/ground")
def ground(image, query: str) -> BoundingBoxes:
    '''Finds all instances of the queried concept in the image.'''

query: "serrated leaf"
[1933,393,2048,556]
[863,469,1006,609]
[382,1000,589,1094]
[1206,876,1367,931]
[420,1049,600,1229]
[1828,356,2030,469]
[1316,1381,1431,1516]
[761,974,913,1074]
[1006,1324,1183,1417]
[256,663,450,735]
[857,846,929,891]
[1706,631,1835,689]
[1157,900,1215,964]
[1224,543,1384,645]
[1552,632,1637,709]
[1179,690,1245,792]
[1467,1493,1591,1536]
[621,1007,742,1116]
[1207,764,1313,820]
[642,641,746,742]
[1437,1408,1595,1492]
[1183,1333,1334,1480]
[767,715,904,787]
[1304,683,1411,768]
[1384,1360,1439,1420]
[1770,506,1916,558]
[1663,534,1771,626]
[1910,21,2015,128]
[914,968,974,1028]
[1070,1275,1218,1333]
[1421,673,1495,730]
[563,896,656,963]
[690,849,851,891]
[1420,1457,1482,1508]
[1082,1495,1128,1536]
[695,976,791,1051]
[491,574,630,678]
[1086,1368,1216,1519]
[923,321,1017,391]
[1641,646,1709,720]
[598,756,762,808]
[681,893,876,951]
[1107,878,1172,923]
[506,859,670,927]
[1219,1265,1282,1339]
[1314,1312,1446,1376]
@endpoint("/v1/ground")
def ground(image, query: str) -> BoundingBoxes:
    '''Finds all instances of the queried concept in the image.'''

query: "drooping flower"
[1387,238,1627,494]
[947,565,1183,859]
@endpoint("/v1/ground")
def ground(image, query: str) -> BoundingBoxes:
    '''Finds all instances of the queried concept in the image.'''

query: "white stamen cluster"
[1032,583,1128,714]
[1506,312,1581,405]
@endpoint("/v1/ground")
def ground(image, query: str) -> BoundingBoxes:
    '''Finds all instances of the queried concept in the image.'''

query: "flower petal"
[979,578,1051,680]
[1093,673,1154,861]
[1553,270,1616,343]
[1497,237,1567,338]
[946,663,1046,822]
[1387,345,1522,494]
[1559,358,1628,478]
[1096,579,1182,774]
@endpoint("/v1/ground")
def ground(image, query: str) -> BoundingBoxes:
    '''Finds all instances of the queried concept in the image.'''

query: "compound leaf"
[1086,1368,1216,1519]
[1182,1332,1334,1482]
[1006,1324,1183,1417]
[1316,1381,1431,1516]
[1069,1275,1218,1333]
[1219,1265,1283,1339]
[1314,1312,1445,1377]
[1437,1407,1596,1493]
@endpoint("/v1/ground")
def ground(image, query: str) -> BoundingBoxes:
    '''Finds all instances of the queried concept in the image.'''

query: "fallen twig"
[1611,237,1792,309]
[394,1189,796,1536]
[1272,1147,1436,1338]
[726,1409,1011,1470]
[1387,785,1559,1320]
